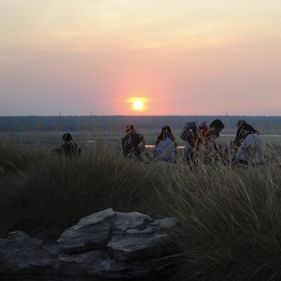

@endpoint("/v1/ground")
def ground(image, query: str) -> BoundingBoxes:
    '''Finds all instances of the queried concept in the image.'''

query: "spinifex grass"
[0,141,163,240]
[0,140,281,281]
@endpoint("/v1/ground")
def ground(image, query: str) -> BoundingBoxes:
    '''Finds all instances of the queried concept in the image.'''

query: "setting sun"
[127,97,148,112]
[133,100,144,111]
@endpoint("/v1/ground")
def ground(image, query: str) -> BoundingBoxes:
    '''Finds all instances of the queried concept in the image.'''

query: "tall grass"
[0,141,164,240]
[0,140,281,281]
[160,163,281,281]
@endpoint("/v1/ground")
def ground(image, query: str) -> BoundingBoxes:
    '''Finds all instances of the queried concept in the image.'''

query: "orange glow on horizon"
[127,97,148,112]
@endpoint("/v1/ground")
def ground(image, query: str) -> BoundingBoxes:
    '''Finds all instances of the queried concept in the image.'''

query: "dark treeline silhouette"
[0,116,280,134]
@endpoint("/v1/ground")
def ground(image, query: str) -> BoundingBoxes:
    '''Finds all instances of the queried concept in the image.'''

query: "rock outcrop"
[0,209,178,281]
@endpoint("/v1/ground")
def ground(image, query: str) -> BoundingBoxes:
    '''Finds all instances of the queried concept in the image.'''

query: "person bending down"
[233,121,264,165]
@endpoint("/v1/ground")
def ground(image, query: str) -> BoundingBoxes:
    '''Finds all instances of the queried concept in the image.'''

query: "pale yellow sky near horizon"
[0,0,280,115]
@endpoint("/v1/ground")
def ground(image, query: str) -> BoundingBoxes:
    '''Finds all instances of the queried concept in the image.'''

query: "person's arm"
[246,144,256,162]
[155,138,160,146]
[137,135,145,152]
[233,132,242,147]
[121,136,127,156]
[77,144,81,156]
[244,134,257,162]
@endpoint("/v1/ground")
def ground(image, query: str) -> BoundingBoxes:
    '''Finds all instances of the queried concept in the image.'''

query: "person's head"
[238,122,258,138]
[233,121,257,147]
[125,124,135,134]
[209,119,224,137]
[161,125,172,137]
[62,133,72,142]
[237,119,246,128]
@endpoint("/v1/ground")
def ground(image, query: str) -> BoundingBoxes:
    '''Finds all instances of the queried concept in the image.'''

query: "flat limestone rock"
[108,215,177,261]
[59,250,151,280]
[108,233,172,261]
[57,208,115,253]
[112,212,153,234]
[0,209,178,281]
[0,231,58,275]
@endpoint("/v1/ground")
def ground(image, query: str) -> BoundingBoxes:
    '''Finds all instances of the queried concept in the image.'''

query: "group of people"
[122,124,178,162]
[121,119,265,165]
[54,119,264,166]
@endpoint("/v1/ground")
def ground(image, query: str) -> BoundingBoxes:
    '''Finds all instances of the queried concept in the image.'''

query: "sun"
[128,97,147,112]
[133,100,144,111]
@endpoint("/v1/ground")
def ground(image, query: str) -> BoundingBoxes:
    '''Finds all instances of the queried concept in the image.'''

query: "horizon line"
[0,114,281,118]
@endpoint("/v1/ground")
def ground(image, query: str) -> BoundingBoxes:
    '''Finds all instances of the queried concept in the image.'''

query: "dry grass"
[0,140,281,281]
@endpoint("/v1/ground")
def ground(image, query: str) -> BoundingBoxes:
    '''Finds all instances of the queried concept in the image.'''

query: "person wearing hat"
[121,124,145,160]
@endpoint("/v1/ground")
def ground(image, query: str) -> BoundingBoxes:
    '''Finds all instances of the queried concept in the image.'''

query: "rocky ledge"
[0,208,178,281]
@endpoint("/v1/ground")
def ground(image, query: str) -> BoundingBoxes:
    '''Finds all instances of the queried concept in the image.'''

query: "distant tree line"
[0,116,280,134]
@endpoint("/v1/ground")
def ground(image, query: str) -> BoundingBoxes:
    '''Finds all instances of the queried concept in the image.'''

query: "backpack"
[180,122,208,147]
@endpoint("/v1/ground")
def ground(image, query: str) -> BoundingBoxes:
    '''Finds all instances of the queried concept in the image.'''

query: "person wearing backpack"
[154,125,177,163]
[232,121,264,165]
[200,119,224,145]
[60,133,81,158]
[200,119,226,163]
[181,119,224,163]
[122,124,145,160]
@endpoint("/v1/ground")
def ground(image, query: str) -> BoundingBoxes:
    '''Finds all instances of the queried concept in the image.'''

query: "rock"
[0,231,59,276]
[108,233,173,261]
[108,213,177,261]
[112,211,153,235]
[87,258,152,280]
[58,251,104,277]
[0,210,178,281]
[57,208,115,253]
[59,250,151,280]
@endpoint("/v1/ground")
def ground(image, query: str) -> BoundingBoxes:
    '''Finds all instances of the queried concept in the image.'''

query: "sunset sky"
[0,0,280,115]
